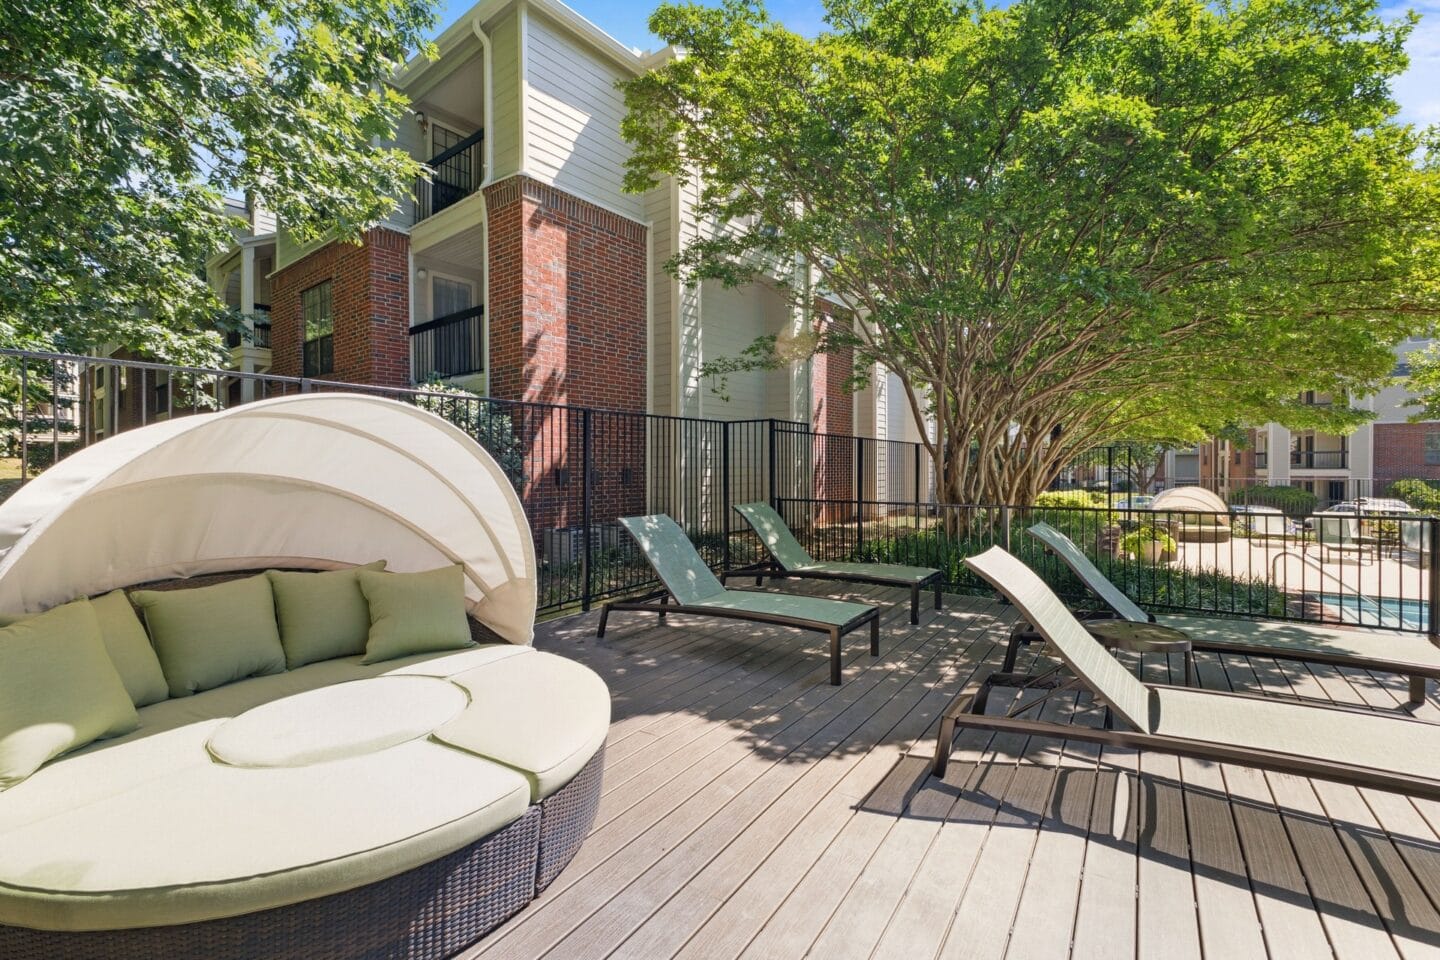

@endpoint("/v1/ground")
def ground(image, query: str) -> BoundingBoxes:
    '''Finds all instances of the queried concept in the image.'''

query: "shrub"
[1119,525,1177,559]
[1388,478,1440,514]
[412,380,525,488]
[1034,489,1107,508]
[1228,484,1317,515]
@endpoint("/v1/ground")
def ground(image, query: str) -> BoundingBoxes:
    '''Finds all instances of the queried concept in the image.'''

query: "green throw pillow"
[268,561,387,669]
[357,565,474,664]
[91,590,169,707]
[0,592,169,708]
[0,600,139,790]
[131,575,287,697]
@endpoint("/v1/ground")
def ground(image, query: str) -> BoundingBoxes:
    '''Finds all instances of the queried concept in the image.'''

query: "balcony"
[410,305,485,381]
[414,128,484,223]
[225,306,271,350]
[1254,452,1268,469]
[1291,449,1347,470]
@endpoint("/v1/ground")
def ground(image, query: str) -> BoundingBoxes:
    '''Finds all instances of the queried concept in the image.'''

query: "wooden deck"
[464,583,1440,960]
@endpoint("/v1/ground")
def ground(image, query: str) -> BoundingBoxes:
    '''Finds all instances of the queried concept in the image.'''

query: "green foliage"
[412,381,526,489]
[1228,484,1318,515]
[1034,490,1107,509]
[1119,525,1177,559]
[0,0,436,361]
[1388,478,1440,514]
[623,0,1440,507]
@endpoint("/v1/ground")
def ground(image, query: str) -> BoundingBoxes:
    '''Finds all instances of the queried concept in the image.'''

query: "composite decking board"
[997,696,1108,960]
[469,590,1440,960]
[606,607,1008,960]
[1207,646,1338,959]
[540,603,990,960]
[472,592,962,959]
[933,695,1083,960]
[1068,741,1141,960]
[1134,653,1203,960]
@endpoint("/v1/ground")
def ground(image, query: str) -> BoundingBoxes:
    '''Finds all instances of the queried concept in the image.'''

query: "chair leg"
[829,628,842,686]
[1184,651,1196,688]
[935,581,943,611]
[1410,674,1427,704]
[910,586,920,624]
[596,603,611,639]
[658,594,668,623]
[932,711,958,777]
[870,615,880,656]
[1002,626,1029,673]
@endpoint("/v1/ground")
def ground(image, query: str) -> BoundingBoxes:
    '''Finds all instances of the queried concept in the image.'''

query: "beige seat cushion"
[0,734,530,931]
[434,651,611,799]
[207,676,469,767]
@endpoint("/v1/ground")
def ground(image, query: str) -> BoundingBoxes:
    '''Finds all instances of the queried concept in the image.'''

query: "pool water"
[1318,593,1429,631]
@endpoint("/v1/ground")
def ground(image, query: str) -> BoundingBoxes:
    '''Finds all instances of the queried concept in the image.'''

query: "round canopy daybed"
[0,394,609,960]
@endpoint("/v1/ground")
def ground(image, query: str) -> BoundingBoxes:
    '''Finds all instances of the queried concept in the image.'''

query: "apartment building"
[1166,337,1439,505]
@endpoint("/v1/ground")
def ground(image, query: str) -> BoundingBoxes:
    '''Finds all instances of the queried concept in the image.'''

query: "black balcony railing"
[225,308,272,350]
[414,128,484,222]
[410,305,485,381]
[1291,450,1348,470]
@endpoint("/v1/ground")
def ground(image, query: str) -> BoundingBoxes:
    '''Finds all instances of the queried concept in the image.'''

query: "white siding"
[523,9,642,219]
[697,279,794,422]
[487,7,522,180]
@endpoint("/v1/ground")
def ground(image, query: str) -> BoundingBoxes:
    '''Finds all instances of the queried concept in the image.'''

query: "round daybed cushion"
[434,651,612,800]
[0,727,531,931]
[0,644,610,933]
[206,676,469,767]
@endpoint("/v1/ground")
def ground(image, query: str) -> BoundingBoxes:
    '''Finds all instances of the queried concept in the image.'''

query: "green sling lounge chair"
[931,547,1440,801]
[599,514,881,685]
[729,502,943,624]
[1020,521,1440,703]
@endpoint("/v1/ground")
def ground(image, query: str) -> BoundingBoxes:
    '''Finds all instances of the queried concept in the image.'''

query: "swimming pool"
[1318,593,1429,631]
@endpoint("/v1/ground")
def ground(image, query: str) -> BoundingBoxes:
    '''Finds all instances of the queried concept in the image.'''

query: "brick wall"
[483,175,648,538]
[268,228,410,388]
[1375,422,1440,485]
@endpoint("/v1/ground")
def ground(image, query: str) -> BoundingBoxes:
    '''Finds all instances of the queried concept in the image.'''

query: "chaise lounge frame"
[599,515,881,686]
[1014,521,1440,703]
[726,502,943,624]
[931,548,1440,803]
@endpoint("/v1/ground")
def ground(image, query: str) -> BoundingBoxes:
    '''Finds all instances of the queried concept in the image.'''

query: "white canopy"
[1151,485,1229,519]
[0,394,537,645]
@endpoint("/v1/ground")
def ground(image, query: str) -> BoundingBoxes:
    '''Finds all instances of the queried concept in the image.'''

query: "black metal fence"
[2,349,1434,634]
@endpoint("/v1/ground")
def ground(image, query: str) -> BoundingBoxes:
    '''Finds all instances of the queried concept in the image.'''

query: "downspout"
[470,17,495,184]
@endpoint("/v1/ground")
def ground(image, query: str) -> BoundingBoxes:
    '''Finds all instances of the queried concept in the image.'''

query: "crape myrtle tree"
[620,0,1440,507]
[0,0,436,362]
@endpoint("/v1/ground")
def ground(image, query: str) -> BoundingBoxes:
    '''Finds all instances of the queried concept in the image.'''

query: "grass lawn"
[0,458,22,480]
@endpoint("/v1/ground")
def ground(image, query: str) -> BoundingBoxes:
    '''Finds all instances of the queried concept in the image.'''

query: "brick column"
[482,175,648,538]
[810,308,855,519]
[268,227,410,388]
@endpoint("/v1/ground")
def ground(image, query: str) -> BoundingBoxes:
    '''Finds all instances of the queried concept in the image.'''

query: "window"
[1426,432,1440,466]
[432,276,473,319]
[302,282,333,377]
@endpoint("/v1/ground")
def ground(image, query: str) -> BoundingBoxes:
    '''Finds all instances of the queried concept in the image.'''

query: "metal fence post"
[19,361,29,482]
[855,439,865,556]
[914,443,921,510]
[722,421,732,572]
[1429,517,1439,643]
[767,418,778,510]
[581,408,593,613]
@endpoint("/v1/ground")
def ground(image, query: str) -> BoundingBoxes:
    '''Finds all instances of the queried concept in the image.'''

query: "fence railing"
[2,349,1433,634]
[410,306,485,381]
[414,128,484,222]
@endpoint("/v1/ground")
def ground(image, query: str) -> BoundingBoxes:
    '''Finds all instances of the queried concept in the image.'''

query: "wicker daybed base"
[0,750,605,960]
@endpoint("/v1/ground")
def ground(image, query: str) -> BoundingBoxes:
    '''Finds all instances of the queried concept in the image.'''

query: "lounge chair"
[728,501,942,623]
[1316,514,1374,564]
[930,547,1440,800]
[598,515,881,685]
[1020,521,1440,703]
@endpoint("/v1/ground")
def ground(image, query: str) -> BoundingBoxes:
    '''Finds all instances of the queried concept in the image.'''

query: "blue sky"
[438,0,1440,129]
